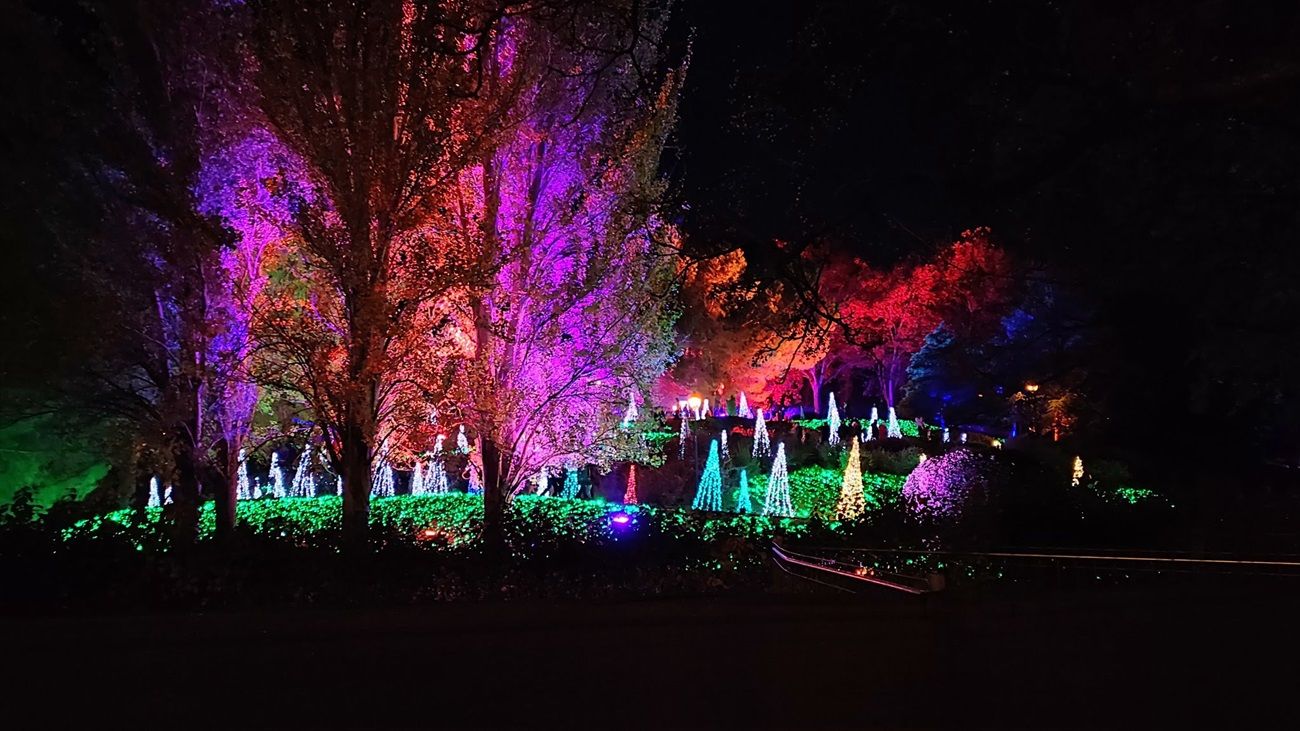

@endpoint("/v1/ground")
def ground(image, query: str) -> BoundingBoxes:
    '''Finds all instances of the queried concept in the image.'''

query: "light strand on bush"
[372,460,395,497]
[835,439,866,520]
[753,408,770,457]
[236,449,252,501]
[562,468,580,499]
[624,464,638,504]
[763,443,793,517]
[886,407,902,439]
[827,392,841,446]
[692,439,723,511]
[270,451,287,498]
[738,392,753,418]
[291,447,315,498]
[411,461,426,495]
[622,387,639,427]
[735,468,752,513]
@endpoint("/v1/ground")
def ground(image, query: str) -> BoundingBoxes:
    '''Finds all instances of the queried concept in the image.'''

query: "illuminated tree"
[753,409,770,458]
[290,447,316,498]
[236,450,253,501]
[835,440,866,520]
[693,440,723,511]
[679,415,692,460]
[562,468,581,500]
[763,443,793,517]
[624,464,638,505]
[887,407,902,439]
[373,460,395,498]
[269,452,287,498]
[720,430,731,463]
[827,392,841,446]
[738,392,753,419]
[735,469,752,513]
[622,388,640,427]
[411,461,426,496]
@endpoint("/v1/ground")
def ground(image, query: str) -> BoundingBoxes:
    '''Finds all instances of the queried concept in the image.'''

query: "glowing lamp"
[1024,383,1040,393]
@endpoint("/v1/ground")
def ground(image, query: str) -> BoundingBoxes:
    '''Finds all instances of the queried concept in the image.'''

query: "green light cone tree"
[692,439,723,511]
[735,468,752,513]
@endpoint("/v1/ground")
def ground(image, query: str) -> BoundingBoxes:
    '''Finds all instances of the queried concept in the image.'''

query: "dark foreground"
[3,583,1297,729]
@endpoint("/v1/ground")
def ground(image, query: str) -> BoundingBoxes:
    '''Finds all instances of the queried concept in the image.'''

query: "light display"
[373,460,395,497]
[870,406,879,423]
[763,443,793,517]
[834,439,865,520]
[960,432,967,444]
[692,439,723,511]
[429,457,449,494]
[738,392,753,419]
[719,430,730,463]
[735,468,752,513]
[335,474,343,496]
[702,398,711,419]
[886,407,902,439]
[456,425,469,453]
[753,408,770,458]
[147,476,162,507]
[290,447,315,498]
[863,423,874,442]
[411,461,426,495]
[562,468,580,499]
[1072,456,1084,487]
[679,412,691,459]
[622,387,639,427]
[942,427,950,444]
[466,462,482,494]
[827,393,841,446]
[270,452,287,498]
[624,464,638,504]
[236,449,252,501]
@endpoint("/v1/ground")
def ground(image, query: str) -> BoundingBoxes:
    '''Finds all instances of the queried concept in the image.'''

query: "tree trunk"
[170,435,201,548]
[809,370,823,415]
[214,436,238,540]
[340,416,373,551]
[480,436,507,559]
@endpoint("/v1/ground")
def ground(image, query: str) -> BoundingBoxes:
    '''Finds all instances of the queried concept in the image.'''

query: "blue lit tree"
[693,440,723,511]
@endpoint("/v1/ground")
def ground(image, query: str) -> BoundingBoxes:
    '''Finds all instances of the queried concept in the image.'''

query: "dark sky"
[668,0,1300,452]
[671,0,1300,264]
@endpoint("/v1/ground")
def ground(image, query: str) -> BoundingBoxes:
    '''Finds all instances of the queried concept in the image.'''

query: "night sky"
[670,0,1300,454]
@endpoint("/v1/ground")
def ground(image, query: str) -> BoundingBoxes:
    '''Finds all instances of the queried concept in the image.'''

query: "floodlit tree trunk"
[340,416,373,551]
[480,437,506,558]
[214,437,238,539]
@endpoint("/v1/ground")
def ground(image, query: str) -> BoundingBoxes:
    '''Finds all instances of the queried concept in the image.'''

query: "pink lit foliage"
[901,449,1006,520]
[462,19,683,494]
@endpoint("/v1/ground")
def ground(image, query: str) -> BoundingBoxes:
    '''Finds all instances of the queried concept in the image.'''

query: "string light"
[622,387,639,427]
[373,460,395,497]
[678,412,691,459]
[942,427,950,444]
[720,430,730,463]
[624,464,638,504]
[735,468,752,513]
[753,408,770,458]
[411,461,426,495]
[835,439,865,520]
[763,443,793,517]
[270,451,287,498]
[1072,456,1084,486]
[692,439,723,511]
[562,468,580,499]
[236,449,252,500]
[147,476,162,507]
[290,447,315,498]
[827,392,841,446]
[886,407,902,439]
